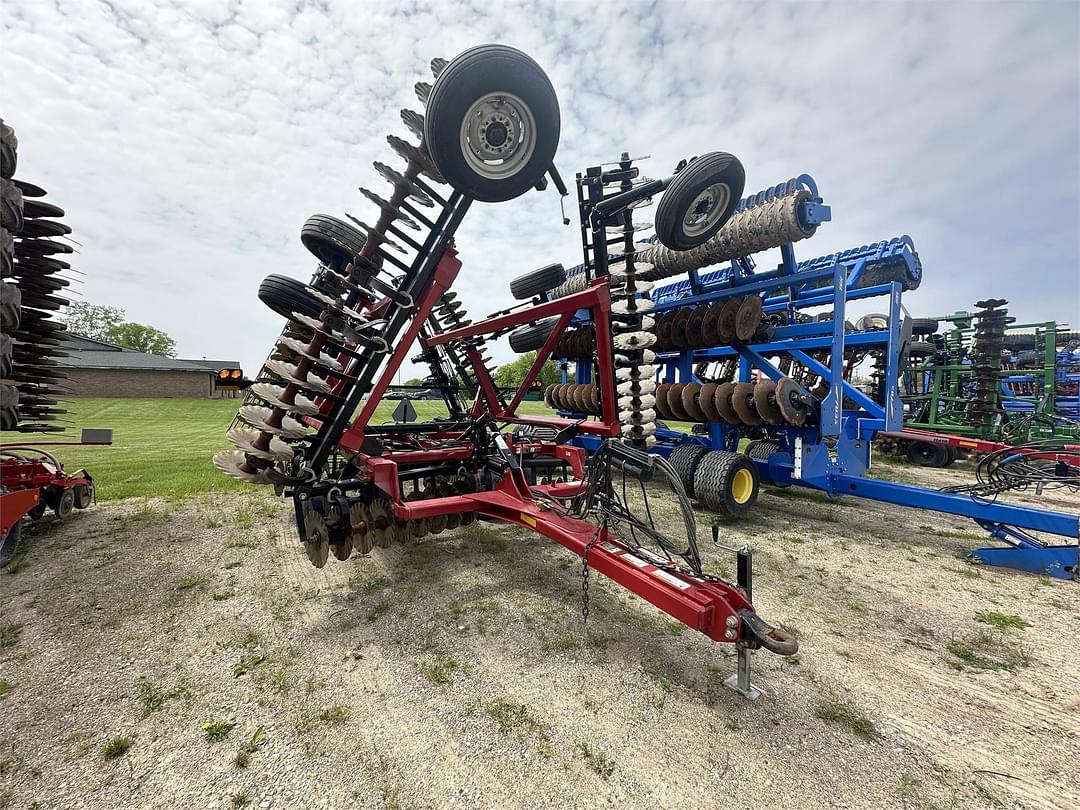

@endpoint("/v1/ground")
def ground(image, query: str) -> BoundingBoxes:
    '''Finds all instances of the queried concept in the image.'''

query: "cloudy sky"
[3,0,1078,378]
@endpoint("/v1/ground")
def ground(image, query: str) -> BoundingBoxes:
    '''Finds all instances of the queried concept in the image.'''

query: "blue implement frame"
[564,222,1078,579]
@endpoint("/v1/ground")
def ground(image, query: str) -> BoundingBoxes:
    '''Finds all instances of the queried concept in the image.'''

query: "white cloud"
[2,0,1076,378]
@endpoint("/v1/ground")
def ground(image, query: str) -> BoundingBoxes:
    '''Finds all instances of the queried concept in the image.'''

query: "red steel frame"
[880,428,1080,465]
[307,252,769,649]
[0,451,94,539]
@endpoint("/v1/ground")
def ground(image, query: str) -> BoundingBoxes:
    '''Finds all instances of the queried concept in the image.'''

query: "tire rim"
[731,468,754,504]
[681,182,731,237]
[459,92,537,180]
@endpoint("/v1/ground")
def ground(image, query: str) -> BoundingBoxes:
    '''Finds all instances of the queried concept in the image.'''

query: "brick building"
[58,335,244,398]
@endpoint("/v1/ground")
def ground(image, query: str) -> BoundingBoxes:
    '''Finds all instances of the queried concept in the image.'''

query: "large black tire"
[1,178,23,234]
[508,317,557,353]
[0,333,11,378]
[510,263,565,300]
[1015,350,1038,368]
[0,382,18,430]
[667,443,710,498]
[1,281,20,331]
[0,120,16,180]
[744,439,788,487]
[906,340,936,358]
[300,214,368,269]
[654,152,745,250]
[855,313,888,331]
[424,45,560,203]
[0,511,21,569]
[693,450,759,516]
[910,318,938,336]
[258,274,325,320]
[1,227,12,277]
[906,440,950,468]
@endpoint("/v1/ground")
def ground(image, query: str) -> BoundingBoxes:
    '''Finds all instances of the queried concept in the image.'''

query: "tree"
[403,377,424,387]
[106,322,177,357]
[64,302,125,341]
[64,301,178,357]
[494,351,560,390]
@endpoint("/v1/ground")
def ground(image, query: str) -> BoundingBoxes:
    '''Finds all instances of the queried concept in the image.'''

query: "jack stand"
[723,643,763,700]
[718,536,764,699]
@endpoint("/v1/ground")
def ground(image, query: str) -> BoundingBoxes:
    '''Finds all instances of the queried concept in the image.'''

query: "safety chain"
[581,523,604,624]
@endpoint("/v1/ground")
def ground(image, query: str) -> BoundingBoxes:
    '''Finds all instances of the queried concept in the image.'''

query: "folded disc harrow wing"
[214,46,796,695]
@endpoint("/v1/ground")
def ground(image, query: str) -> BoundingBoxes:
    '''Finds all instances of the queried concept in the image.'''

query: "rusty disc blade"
[777,377,810,427]
[680,383,706,421]
[753,379,783,425]
[699,382,721,421]
[732,382,762,425]
[666,383,690,420]
[717,297,742,344]
[653,383,672,418]
[735,295,763,342]
[715,382,739,424]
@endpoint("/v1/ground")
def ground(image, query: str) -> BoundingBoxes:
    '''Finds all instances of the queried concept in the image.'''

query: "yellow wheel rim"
[731,468,754,504]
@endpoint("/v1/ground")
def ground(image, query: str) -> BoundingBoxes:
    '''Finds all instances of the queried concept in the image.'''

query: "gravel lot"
[1,460,1077,809]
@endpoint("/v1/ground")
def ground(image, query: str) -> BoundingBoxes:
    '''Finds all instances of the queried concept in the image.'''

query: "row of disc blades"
[653,294,774,351]
[967,298,1009,429]
[655,378,813,427]
[1,118,75,433]
[213,57,452,487]
[302,476,477,568]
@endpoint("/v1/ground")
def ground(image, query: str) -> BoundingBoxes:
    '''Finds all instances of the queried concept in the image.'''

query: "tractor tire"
[424,44,560,203]
[654,152,745,250]
[693,450,760,517]
[510,263,566,300]
[910,318,938,336]
[258,274,325,320]
[0,179,22,234]
[300,214,368,269]
[667,443,710,498]
[0,120,15,180]
[0,282,20,331]
[508,317,557,353]
[906,440,950,468]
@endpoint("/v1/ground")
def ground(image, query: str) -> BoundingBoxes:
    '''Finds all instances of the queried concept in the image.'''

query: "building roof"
[58,334,240,374]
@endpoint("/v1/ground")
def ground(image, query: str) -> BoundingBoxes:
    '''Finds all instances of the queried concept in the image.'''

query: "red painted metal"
[881,428,1080,464]
[316,265,770,649]
[339,249,463,453]
[1,489,39,538]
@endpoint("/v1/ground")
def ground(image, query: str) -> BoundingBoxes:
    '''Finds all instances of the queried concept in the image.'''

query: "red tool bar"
[339,250,463,454]
[469,486,752,641]
[504,310,575,415]
[423,278,611,347]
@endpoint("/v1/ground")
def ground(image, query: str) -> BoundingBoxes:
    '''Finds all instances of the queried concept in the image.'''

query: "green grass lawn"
[0,397,546,501]
[2,396,696,502]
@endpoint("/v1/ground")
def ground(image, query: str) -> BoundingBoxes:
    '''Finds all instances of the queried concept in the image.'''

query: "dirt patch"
[1,466,1077,809]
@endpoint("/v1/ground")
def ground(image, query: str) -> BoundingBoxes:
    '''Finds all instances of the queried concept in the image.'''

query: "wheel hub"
[681,182,731,237]
[461,92,537,180]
